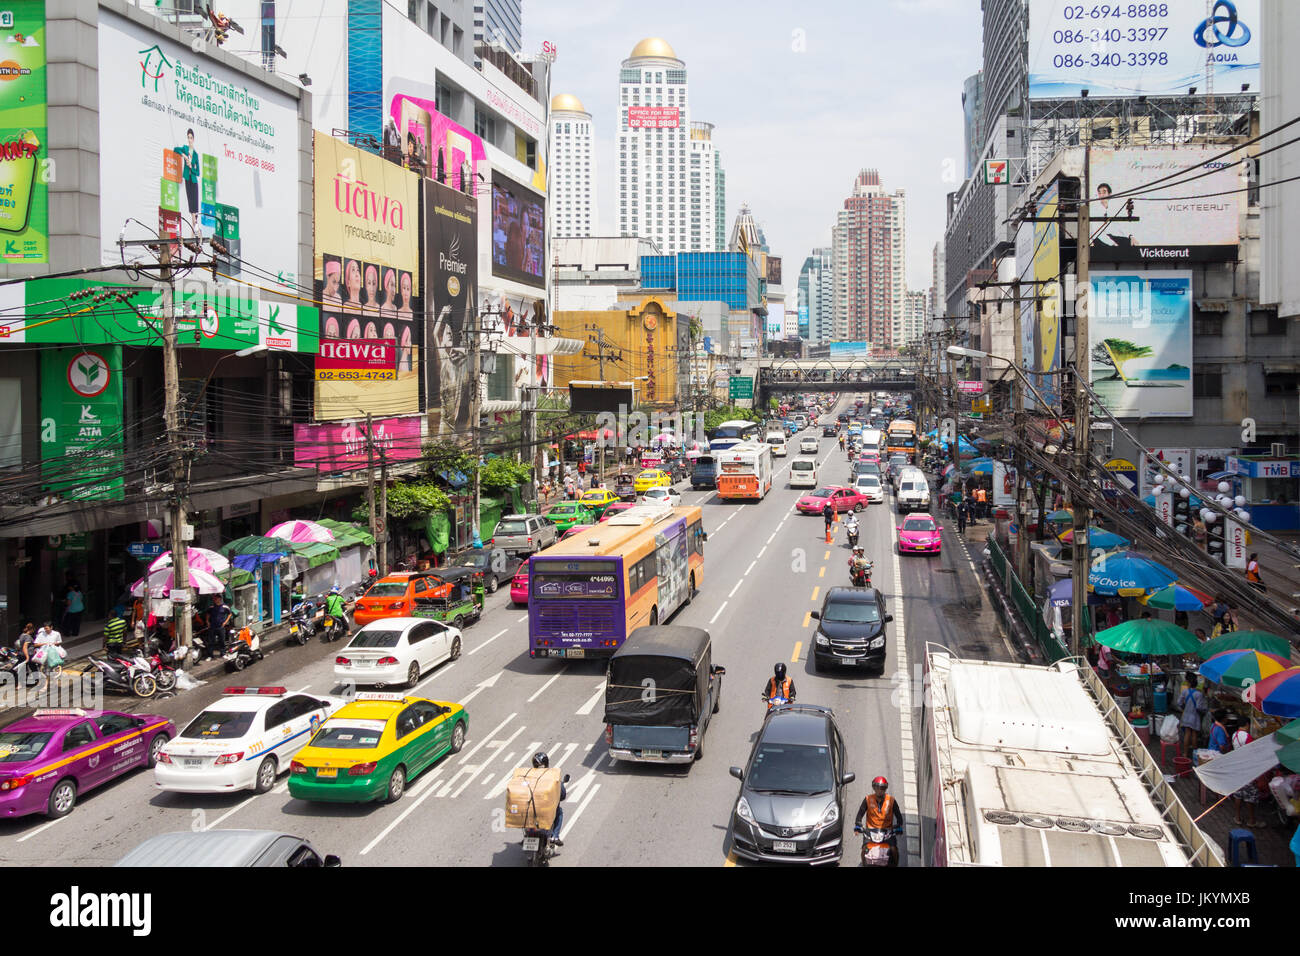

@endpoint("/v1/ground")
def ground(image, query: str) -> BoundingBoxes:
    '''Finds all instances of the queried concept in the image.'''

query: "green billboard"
[0,1,48,263]
[40,345,124,500]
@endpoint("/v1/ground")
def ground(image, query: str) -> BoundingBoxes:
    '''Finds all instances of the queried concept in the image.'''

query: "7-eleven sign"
[984,159,1009,185]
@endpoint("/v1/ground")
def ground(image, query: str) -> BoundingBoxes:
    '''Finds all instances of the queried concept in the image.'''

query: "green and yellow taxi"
[578,488,621,518]
[287,694,467,804]
[634,469,672,493]
[544,501,595,532]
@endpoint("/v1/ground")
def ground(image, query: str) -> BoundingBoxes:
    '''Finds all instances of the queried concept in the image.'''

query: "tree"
[1092,338,1152,380]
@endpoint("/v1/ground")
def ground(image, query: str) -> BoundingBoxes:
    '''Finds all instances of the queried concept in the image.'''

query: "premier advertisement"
[1089,148,1241,263]
[1089,271,1193,417]
[97,10,299,283]
[425,178,478,439]
[0,1,47,262]
[491,172,545,289]
[313,131,421,421]
[1028,0,1261,100]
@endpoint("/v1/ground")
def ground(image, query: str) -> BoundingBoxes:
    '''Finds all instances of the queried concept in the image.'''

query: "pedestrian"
[1212,597,1229,630]
[1207,710,1231,754]
[32,621,64,674]
[577,459,586,477]
[102,609,128,654]
[1228,719,1260,827]
[61,580,84,637]
[1246,552,1267,592]
[1104,605,1121,630]
[1097,641,1115,681]
[1176,677,1209,758]
[1222,606,1238,633]
[14,623,36,686]
[957,498,968,534]
[625,444,634,464]
[207,598,234,659]
[1194,627,1208,642]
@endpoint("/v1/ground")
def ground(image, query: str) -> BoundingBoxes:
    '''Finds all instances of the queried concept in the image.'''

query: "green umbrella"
[1095,619,1202,655]
[1047,510,1073,523]
[1280,739,1300,774]
[1197,630,1291,659]
[1276,718,1300,746]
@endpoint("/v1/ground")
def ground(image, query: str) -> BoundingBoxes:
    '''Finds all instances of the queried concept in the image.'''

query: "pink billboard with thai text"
[386,95,487,194]
[294,415,423,471]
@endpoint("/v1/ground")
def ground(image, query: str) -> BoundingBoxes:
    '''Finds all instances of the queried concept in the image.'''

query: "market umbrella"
[1093,618,1202,655]
[1198,650,1293,689]
[1251,667,1300,719]
[266,519,336,544]
[1278,740,1300,774]
[1140,583,1214,612]
[148,547,231,575]
[131,566,226,598]
[1197,630,1292,659]
[964,460,994,476]
[1046,510,1073,523]
[1088,550,1177,596]
[1276,718,1300,746]
[1057,526,1130,550]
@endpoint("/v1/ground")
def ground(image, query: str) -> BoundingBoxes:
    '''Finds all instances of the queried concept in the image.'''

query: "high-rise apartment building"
[550,94,597,238]
[474,0,523,54]
[831,169,906,348]
[930,241,945,321]
[617,38,723,255]
[798,247,834,344]
[902,290,928,349]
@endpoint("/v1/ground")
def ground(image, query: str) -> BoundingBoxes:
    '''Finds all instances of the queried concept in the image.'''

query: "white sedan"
[155,686,346,794]
[799,436,820,455]
[640,487,682,507]
[854,474,885,504]
[334,617,463,689]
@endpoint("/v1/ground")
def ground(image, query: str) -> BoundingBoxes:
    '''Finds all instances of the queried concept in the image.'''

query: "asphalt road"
[0,396,1014,867]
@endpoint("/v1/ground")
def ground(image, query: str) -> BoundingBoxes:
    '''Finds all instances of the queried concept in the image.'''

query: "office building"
[831,169,906,348]
[798,248,834,345]
[475,0,522,54]
[550,94,597,238]
[690,121,724,252]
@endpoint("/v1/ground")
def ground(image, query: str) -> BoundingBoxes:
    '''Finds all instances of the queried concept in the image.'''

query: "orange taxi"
[352,572,455,627]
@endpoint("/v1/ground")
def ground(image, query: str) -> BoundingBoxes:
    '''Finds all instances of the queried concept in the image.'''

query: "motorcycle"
[0,646,43,688]
[288,598,318,646]
[856,825,903,867]
[86,653,158,698]
[846,525,859,549]
[760,693,792,712]
[126,639,178,692]
[319,612,347,643]
[521,773,570,866]
[849,560,873,588]
[223,628,265,672]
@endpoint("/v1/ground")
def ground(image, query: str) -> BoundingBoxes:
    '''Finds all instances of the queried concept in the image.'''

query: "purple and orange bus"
[528,504,706,660]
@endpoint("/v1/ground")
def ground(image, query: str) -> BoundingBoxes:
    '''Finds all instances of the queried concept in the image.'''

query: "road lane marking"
[455,712,518,767]
[203,793,259,831]
[527,670,563,703]
[412,661,457,695]
[729,579,743,598]
[469,628,509,655]
[486,742,543,800]
[361,779,442,856]
[744,561,756,575]
[823,551,830,560]
[460,672,502,705]
[517,614,528,623]
[576,680,606,716]
[766,531,777,544]
[802,611,811,628]
[16,818,63,843]
[756,546,766,559]
[818,566,825,578]
[553,741,579,770]
[709,601,728,625]
[442,724,526,798]
[559,781,602,841]
[886,505,920,868]
[791,640,802,662]
[811,586,819,602]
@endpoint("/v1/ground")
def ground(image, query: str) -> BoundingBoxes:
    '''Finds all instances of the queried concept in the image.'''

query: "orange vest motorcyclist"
[762,662,796,705]
[855,776,904,866]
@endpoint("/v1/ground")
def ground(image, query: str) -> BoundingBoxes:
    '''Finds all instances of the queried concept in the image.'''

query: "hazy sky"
[523,0,983,290]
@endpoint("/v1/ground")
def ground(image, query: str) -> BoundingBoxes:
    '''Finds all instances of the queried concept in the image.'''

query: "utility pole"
[470,306,482,547]
[584,324,623,485]
[1070,148,1092,660]
[159,244,192,652]
[1012,279,1031,588]
[365,411,377,562]
[378,446,389,576]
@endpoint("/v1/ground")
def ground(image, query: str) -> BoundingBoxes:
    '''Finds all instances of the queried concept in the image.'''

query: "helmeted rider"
[848,545,871,583]
[838,433,846,451]
[845,513,859,541]
[762,662,796,707]
[533,752,566,847]
[324,585,350,637]
[854,776,905,867]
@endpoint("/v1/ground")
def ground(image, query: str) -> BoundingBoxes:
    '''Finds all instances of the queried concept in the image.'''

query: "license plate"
[773,840,797,853]
[641,750,662,759]
[183,759,203,768]
[567,648,585,659]
[354,660,372,667]
[289,624,299,634]
[522,837,540,851]
[324,617,334,627]
[315,768,337,778]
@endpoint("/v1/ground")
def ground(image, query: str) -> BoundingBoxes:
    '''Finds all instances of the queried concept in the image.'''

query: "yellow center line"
[724,852,737,867]
[791,640,802,662]
[810,586,819,602]
[802,611,811,628]
[823,550,830,560]
[818,566,825,578]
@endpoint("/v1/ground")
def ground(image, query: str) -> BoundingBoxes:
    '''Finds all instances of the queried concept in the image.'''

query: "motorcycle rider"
[854,776,905,867]
[324,585,350,639]
[838,433,846,451]
[845,513,860,547]
[761,662,796,707]
[533,752,566,847]
[848,545,872,585]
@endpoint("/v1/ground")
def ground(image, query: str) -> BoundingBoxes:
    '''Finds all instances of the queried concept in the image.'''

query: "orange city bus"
[886,420,917,460]
[528,504,706,660]
[714,441,773,501]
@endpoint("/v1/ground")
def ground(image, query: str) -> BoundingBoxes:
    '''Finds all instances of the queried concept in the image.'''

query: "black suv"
[727,704,854,865]
[822,423,838,437]
[810,587,892,674]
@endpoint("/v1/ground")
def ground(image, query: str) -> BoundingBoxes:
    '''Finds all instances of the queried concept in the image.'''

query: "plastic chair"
[1227,829,1257,867]
[1159,737,1181,767]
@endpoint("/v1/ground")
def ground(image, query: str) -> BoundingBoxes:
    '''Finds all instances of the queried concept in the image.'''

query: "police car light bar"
[32,709,87,717]
[354,692,408,702]
[223,686,288,696]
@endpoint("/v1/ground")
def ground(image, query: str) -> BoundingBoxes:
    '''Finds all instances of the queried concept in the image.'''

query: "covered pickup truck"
[603,625,724,766]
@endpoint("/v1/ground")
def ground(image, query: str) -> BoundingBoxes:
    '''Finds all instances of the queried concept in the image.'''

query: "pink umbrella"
[131,566,226,598]
[265,520,336,544]
[148,547,231,575]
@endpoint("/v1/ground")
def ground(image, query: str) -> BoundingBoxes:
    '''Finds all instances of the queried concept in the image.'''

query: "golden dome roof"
[629,37,676,60]
[550,93,587,113]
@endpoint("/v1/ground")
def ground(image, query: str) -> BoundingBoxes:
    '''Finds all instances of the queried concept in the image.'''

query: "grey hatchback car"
[727,704,855,865]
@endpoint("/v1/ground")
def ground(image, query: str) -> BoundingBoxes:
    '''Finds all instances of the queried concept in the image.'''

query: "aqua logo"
[1193,0,1251,49]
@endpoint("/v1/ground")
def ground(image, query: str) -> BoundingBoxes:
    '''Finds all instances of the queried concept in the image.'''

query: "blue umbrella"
[1057,526,1130,550]
[965,461,994,475]
[1048,578,1103,607]
[1088,550,1178,596]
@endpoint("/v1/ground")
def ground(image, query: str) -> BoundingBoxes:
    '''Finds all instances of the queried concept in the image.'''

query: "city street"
[0,398,1011,867]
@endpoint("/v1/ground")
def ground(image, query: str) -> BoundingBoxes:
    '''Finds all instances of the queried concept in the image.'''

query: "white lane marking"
[442,724,526,798]
[412,661,457,695]
[744,561,756,575]
[559,782,602,841]
[756,546,767,559]
[460,672,502,705]
[576,679,607,716]
[16,818,63,843]
[360,777,443,856]
[552,741,579,771]
[527,670,563,703]
[407,768,446,799]
[517,614,528,623]
[469,628,509,655]
[766,531,777,544]
[709,601,728,625]
[887,504,921,868]
[728,579,743,598]
[486,741,543,799]
[479,773,494,790]
[455,712,518,767]
[203,793,259,831]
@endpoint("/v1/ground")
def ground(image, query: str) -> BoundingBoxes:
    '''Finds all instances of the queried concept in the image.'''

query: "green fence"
[986,537,1070,663]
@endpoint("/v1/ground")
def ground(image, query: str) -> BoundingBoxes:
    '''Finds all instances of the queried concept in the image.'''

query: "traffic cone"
[825,526,833,544]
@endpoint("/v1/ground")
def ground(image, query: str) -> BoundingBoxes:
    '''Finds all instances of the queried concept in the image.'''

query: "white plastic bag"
[173,669,205,691]
[1158,714,1180,742]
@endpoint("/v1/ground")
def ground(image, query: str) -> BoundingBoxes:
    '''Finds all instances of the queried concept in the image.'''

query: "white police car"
[154,687,347,794]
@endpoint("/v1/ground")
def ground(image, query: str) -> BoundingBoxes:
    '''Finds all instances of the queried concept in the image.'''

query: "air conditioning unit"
[1272,443,1287,458]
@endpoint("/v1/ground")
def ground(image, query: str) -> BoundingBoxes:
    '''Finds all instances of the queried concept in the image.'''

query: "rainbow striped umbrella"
[1141,584,1214,612]
[1198,650,1292,689]
[1251,667,1300,719]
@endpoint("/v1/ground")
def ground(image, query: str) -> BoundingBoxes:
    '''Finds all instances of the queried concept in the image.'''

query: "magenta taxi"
[0,708,174,819]
[510,565,529,605]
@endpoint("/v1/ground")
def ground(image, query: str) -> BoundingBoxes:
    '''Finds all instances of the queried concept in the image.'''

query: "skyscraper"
[550,94,597,238]
[902,290,928,349]
[798,247,834,344]
[474,0,523,55]
[831,170,906,348]
[618,38,722,254]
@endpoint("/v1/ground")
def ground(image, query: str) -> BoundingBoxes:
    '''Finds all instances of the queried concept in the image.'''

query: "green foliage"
[479,456,533,492]
[421,440,476,476]
[351,481,451,523]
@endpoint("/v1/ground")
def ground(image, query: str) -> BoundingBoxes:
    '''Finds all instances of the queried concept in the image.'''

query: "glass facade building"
[640,252,759,311]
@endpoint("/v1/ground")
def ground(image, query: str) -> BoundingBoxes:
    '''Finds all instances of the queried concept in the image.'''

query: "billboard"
[40,346,123,500]
[0,1,47,262]
[1088,148,1241,263]
[479,290,550,399]
[313,131,421,421]
[1089,271,1193,417]
[387,94,487,194]
[293,415,422,471]
[627,106,680,129]
[315,339,397,381]
[1141,447,1192,496]
[1032,181,1062,407]
[491,173,545,288]
[798,304,809,339]
[765,256,783,285]
[425,178,479,439]
[765,302,784,340]
[1028,0,1261,100]
[97,10,300,284]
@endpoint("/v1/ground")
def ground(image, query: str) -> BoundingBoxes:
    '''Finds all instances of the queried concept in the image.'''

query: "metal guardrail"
[986,537,1069,663]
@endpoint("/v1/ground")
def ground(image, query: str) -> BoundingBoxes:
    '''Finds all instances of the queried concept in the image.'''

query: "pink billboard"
[627,106,680,129]
[386,95,487,194]
[294,415,423,471]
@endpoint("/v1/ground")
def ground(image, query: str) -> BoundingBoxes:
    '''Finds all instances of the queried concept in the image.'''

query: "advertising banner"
[798,304,809,339]
[313,131,421,420]
[993,461,1016,508]
[1089,148,1240,262]
[292,415,422,471]
[315,339,396,380]
[1089,271,1192,417]
[40,346,123,500]
[0,1,47,262]
[1032,181,1061,407]
[425,178,478,438]
[627,106,680,129]
[1101,457,1139,498]
[387,94,486,194]
[1196,447,1234,489]
[1225,518,1247,568]
[97,10,300,284]
[1028,0,1261,100]
[765,302,784,340]
[491,172,545,289]
[479,289,549,400]
[1142,447,1192,496]
[765,256,782,286]
[957,381,984,395]
[1155,491,1174,527]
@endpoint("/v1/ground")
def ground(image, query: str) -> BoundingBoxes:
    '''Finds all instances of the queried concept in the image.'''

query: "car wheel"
[452,616,464,632]
[254,756,277,794]
[488,576,499,594]
[450,721,466,753]
[384,765,407,803]
[47,779,77,818]
[405,661,420,688]
[449,636,462,661]
[147,733,170,768]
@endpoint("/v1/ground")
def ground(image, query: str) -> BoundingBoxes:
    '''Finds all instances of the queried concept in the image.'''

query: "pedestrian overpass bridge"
[756,358,919,396]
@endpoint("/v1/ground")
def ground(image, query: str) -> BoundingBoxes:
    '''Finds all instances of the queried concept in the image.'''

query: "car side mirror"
[712,665,726,675]
[729,766,744,781]
[809,610,820,619]
[324,854,342,868]
[842,772,856,785]
[884,614,894,623]
[563,774,571,783]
